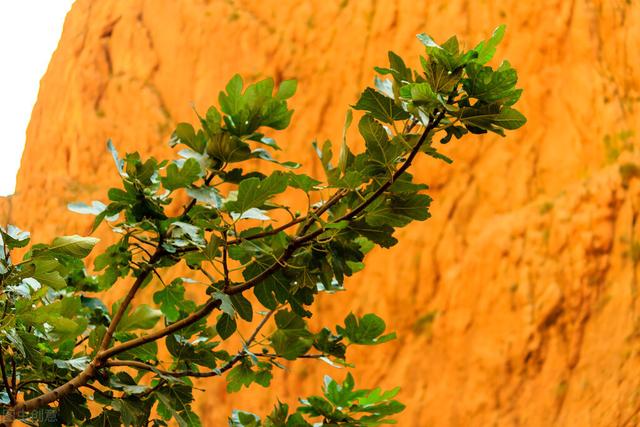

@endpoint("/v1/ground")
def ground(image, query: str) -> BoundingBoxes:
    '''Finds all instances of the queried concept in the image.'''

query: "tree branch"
[0,346,15,405]
[327,110,445,225]
[98,299,222,361]
[227,216,305,245]
[99,172,217,354]
[5,110,446,421]
[104,359,233,379]
[0,173,222,422]
[98,250,163,353]
[226,113,444,296]
[105,309,276,378]
[225,189,346,246]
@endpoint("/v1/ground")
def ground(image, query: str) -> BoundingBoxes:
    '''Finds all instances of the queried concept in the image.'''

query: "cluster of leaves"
[0,26,524,426]
[229,374,404,426]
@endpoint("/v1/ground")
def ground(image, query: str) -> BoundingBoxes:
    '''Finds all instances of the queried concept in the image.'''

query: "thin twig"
[258,353,324,359]
[198,266,217,283]
[132,242,153,258]
[225,189,347,246]
[128,234,156,247]
[104,360,230,378]
[244,308,276,348]
[15,379,60,392]
[75,335,90,348]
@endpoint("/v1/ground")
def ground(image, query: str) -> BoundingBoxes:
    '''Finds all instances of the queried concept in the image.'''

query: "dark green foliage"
[0,26,524,426]
[229,374,405,426]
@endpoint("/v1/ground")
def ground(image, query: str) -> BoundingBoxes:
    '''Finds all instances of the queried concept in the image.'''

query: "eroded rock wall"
[4,0,640,425]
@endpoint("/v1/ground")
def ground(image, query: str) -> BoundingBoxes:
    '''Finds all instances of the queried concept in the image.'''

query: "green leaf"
[117,305,161,331]
[107,139,125,175]
[217,313,237,339]
[218,75,294,135]
[87,410,122,426]
[416,33,442,51]
[495,107,527,130]
[348,220,398,249]
[250,148,301,169]
[32,271,66,290]
[170,122,206,153]
[198,106,222,139]
[313,139,340,183]
[249,134,280,150]
[271,328,313,360]
[474,24,506,64]
[464,61,522,106]
[226,361,255,392]
[399,82,439,110]
[108,188,136,204]
[167,221,206,249]
[155,384,201,427]
[287,172,321,192]
[225,171,289,215]
[229,410,262,427]
[422,58,461,94]
[117,340,158,363]
[374,51,412,84]
[162,158,202,191]
[338,109,354,174]
[313,328,346,360]
[276,79,297,100]
[58,392,92,424]
[274,309,306,330]
[19,300,88,343]
[0,225,30,250]
[271,310,312,360]
[460,103,526,134]
[417,33,473,72]
[422,145,454,164]
[54,356,90,371]
[220,74,245,114]
[206,132,251,163]
[353,88,410,124]
[365,192,431,227]
[230,293,253,322]
[186,186,222,208]
[337,313,396,345]
[253,282,278,311]
[358,115,403,170]
[214,292,235,317]
[154,282,195,322]
[112,397,153,426]
[17,331,43,368]
[440,125,468,144]
[46,235,100,258]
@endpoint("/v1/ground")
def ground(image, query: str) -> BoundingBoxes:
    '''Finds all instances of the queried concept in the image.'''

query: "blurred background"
[1,0,639,425]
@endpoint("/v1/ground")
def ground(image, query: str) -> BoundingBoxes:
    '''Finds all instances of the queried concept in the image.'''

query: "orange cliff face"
[2,0,639,425]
